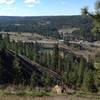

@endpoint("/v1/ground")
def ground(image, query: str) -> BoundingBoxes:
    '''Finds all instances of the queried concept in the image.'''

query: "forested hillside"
[0,16,92,38]
[0,34,99,94]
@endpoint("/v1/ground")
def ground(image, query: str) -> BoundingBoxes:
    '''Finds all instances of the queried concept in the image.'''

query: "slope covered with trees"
[0,34,99,93]
[0,16,92,39]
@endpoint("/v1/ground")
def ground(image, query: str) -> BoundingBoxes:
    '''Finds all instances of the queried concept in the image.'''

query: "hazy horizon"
[0,0,96,16]
[0,14,81,17]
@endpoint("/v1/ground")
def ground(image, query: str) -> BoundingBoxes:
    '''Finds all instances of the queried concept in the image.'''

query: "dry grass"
[0,96,99,100]
[0,85,99,100]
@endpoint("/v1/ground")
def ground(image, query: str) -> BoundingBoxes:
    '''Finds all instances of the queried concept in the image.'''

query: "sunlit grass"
[0,90,52,97]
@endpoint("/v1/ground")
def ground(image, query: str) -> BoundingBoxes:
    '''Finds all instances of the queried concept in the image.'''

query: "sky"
[0,0,97,16]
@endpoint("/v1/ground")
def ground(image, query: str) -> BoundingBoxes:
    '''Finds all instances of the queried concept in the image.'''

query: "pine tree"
[13,56,23,84]
[34,42,40,62]
[13,55,30,85]
[77,58,86,87]
[83,69,98,93]
[81,0,100,40]
[30,72,37,87]
[53,44,59,71]
[41,73,51,87]
[94,63,100,87]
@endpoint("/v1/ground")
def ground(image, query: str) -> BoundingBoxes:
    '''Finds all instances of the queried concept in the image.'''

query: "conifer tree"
[77,58,86,86]
[81,0,100,40]
[30,72,37,87]
[53,44,59,71]
[83,70,98,93]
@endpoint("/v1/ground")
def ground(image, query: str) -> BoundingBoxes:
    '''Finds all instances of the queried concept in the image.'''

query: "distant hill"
[0,16,92,37]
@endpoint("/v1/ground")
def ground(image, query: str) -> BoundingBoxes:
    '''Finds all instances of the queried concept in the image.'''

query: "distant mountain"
[0,16,92,37]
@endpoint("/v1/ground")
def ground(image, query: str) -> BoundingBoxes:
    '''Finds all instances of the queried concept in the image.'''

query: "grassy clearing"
[0,86,100,100]
[75,91,100,99]
[0,90,100,100]
[0,90,52,97]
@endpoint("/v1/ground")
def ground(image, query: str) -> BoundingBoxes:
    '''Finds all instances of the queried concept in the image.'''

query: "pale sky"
[0,0,97,16]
